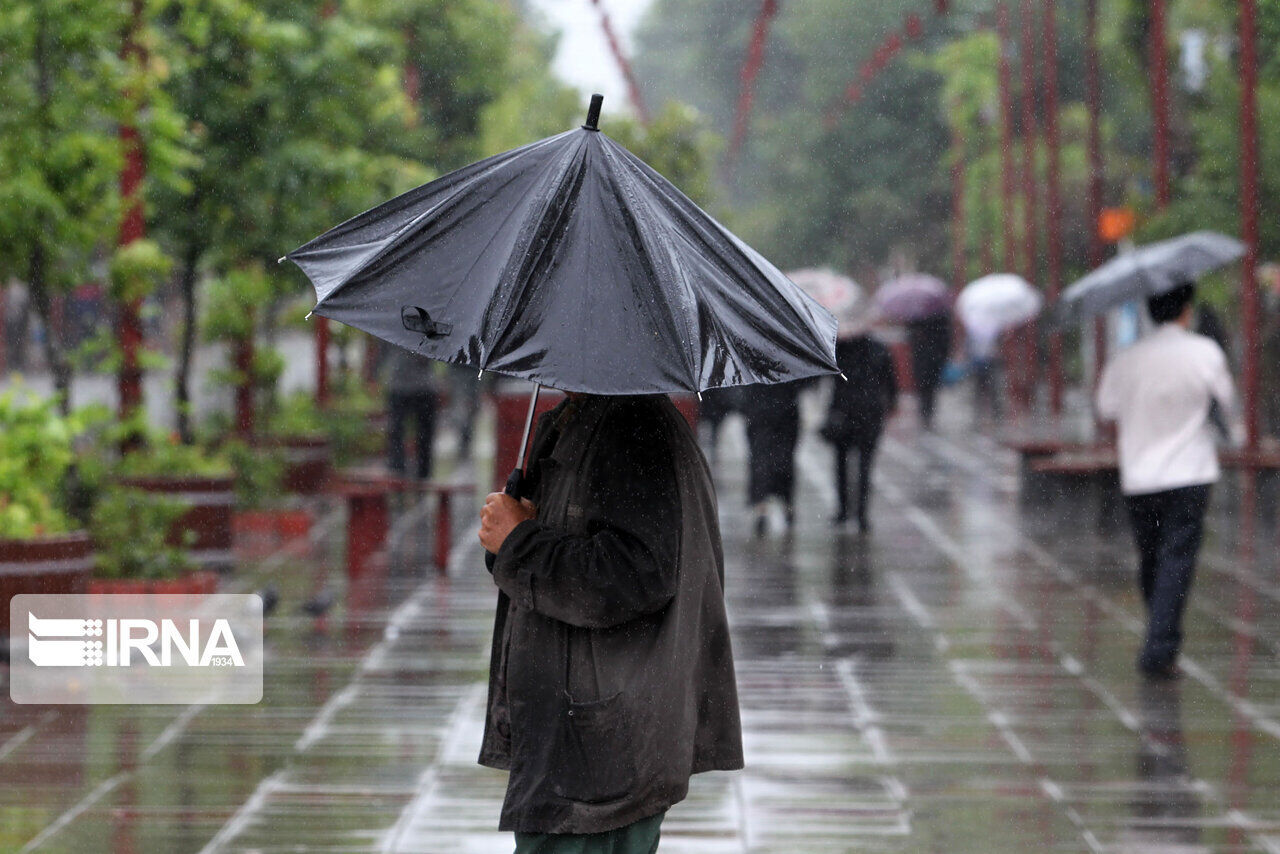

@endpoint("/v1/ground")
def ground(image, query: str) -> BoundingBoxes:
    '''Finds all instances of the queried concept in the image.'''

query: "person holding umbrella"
[792,269,897,532]
[821,329,897,532]
[874,273,951,431]
[285,96,838,849]
[1096,280,1238,680]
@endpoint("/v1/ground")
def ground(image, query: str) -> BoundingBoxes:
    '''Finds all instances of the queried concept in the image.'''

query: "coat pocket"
[551,691,634,803]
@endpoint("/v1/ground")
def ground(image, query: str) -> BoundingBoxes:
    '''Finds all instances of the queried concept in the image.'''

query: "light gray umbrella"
[1053,231,1244,326]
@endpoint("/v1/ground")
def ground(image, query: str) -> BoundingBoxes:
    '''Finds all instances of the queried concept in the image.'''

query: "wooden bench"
[330,470,475,577]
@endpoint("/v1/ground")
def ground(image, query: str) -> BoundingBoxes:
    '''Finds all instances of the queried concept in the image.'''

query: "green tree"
[153,0,427,439]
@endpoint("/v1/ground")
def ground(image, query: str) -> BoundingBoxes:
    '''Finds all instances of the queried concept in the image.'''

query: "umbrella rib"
[480,137,591,375]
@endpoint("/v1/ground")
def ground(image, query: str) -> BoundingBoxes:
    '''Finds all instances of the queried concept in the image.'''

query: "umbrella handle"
[504,468,524,499]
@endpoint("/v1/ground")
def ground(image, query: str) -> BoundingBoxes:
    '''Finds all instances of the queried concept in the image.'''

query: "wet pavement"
[5,394,1280,852]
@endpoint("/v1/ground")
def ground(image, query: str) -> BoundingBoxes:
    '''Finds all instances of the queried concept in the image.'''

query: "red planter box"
[263,435,332,494]
[117,475,234,568]
[233,508,313,539]
[87,570,219,596]
[0,533,94,636]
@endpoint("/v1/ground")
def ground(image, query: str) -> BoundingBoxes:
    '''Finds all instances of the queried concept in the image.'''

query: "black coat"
[481,395,743,834]
[741,380,802,504]
[905,314,952,390]
[824,336,899,447]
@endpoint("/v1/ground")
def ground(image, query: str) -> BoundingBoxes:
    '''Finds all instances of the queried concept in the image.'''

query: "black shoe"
[1138,660,1182,681]
[856,514,870,534]
[754,514,767,538]
[830,513,849,527]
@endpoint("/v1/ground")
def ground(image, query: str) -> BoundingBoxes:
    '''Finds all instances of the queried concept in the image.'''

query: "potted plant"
[260,391,335,494]
[110,426,236,569]
[224,439,313,545]
[87,486,217,595]
[0,391,97,637]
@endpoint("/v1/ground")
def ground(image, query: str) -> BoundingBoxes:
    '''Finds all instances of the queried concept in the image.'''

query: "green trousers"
[513,811,665,854]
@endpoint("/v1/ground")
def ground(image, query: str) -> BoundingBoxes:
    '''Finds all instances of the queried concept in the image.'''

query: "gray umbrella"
[1053,231,1244,326]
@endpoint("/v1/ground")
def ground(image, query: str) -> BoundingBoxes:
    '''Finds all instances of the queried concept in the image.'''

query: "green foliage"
[222,439,286,510]
[203,267,273,343]
[90,486,194,580]
[605,103,722,207]
[108,239,174,304]
[114,437,232,478]
[0,389,101,539]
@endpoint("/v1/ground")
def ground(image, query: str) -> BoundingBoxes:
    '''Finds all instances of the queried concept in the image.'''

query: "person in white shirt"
[1096,280,1238,680]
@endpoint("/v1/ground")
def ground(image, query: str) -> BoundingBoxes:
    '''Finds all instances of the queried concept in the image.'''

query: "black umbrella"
[285,95,838,492]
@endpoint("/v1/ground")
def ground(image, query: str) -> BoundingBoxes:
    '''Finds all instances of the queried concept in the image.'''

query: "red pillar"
[1043,0,1064,415]
[315,318,331,407]
[1017,0,1039,413]
[951,119,967,291]
[997,4,1017,272]
[234,332,255,438]
[1240,0,1261,449]
[727,0,779,165]
[117,0,145,420]
[1085,0,1107,397]
[1150,0,1172,208]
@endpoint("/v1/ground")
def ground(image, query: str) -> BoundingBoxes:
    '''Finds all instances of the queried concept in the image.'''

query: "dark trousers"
[514,811,664,853]
[387,391,436,479]
[833,439,878,524]
[1124,484,1211,669]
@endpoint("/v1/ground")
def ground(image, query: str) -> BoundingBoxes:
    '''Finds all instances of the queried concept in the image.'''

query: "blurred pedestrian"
[905,313,951,430]
[966,319,1002,425]
[478,394,743,848]
[1096,281,1238,680]
[383,348,439,479]
[696,386,739,465]
[742,380,802,536]
[820,334,897,532]
[446,362,483,462]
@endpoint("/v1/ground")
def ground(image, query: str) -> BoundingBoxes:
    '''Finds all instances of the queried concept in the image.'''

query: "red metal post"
[1085,0,1107,396]
[117,0,146,420]
[1150,0,1172,208]
[727,0,779,165]
[997,3,1016,272]
[1240,0,1261,449]
[315,318,331,407]
[951,120,967,290]
[1043,0,1063,415]
[1016,0,1039,413]
[589,0,649,123]
[234,333,255,438]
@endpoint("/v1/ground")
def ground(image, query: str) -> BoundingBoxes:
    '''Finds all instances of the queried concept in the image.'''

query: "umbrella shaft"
[515,383,542,472]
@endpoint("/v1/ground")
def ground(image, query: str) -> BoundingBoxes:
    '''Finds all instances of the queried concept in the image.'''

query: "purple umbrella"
[874,273,952,322]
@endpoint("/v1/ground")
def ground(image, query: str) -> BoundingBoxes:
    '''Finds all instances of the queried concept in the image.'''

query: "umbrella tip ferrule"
[697,391,703,401]
[305,311,313,320]
[477,370,483,380]
[277,256,286,264]
[840,372,848,382]
[583,94,603,131]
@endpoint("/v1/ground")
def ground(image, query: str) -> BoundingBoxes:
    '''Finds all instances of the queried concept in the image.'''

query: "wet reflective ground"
[5,397,1280,852]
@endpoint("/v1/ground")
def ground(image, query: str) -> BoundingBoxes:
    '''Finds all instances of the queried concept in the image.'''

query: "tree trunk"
[27,245,72,414]
[174,242,202,443]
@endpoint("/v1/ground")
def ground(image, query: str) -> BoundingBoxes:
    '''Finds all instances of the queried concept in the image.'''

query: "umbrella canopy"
[957,274,1043,333]
[285,101,837,396]
[874,273,951,323]
[1053,231,1245,325]
[786,268,873,338]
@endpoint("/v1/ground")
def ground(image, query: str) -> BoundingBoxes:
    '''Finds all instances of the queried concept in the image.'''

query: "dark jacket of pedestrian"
[823,336,898,448]
[905,313,951,428]
[480,395,743,834]
[741,380,802,507]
